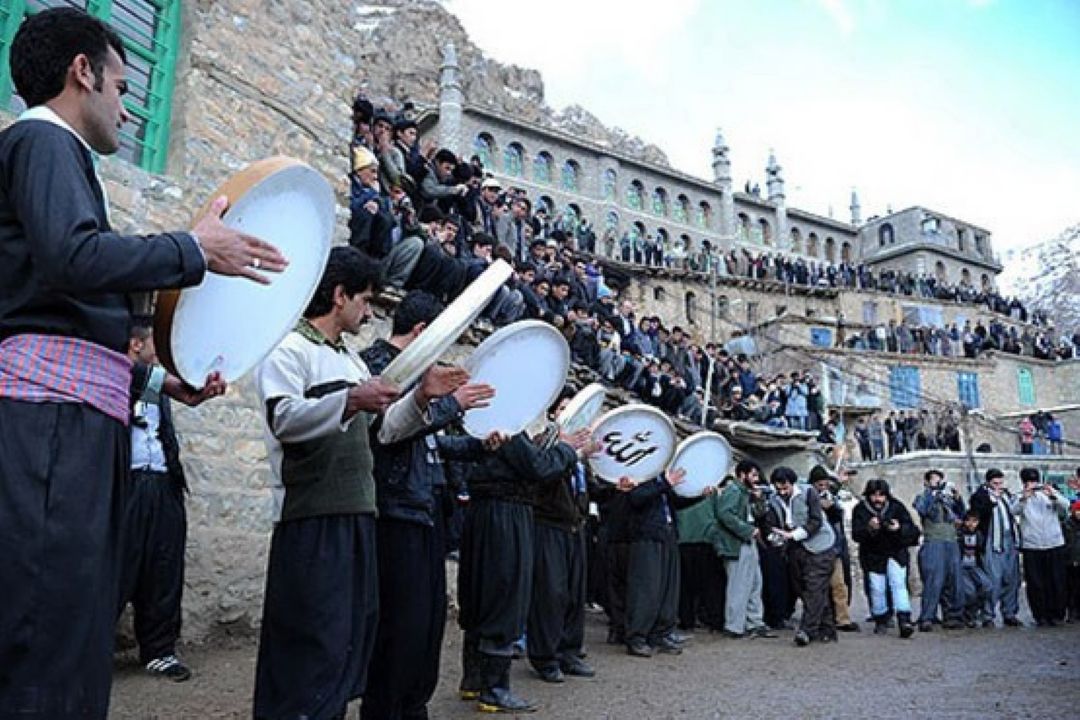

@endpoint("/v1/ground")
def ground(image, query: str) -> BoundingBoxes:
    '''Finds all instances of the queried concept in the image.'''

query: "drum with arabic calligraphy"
[588,404,676,483]
[667,431,733,497]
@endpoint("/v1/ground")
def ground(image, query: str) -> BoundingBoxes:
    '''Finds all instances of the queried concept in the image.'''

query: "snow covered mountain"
[999,224,1080,332]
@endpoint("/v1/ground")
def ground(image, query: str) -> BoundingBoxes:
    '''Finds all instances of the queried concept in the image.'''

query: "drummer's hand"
[347,377,401,415]
[194,196,289,284]
[416,364,470,406]
[702,484,717,497]
[559,427,592,452]
[483,431,509,451]
[617,476,635,492]
[666,467,687,487]
[453,383,496,411]
[164,371,227,407]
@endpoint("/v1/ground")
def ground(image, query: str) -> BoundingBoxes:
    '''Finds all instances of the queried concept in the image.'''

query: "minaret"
[766,149,787,249]
[711,128,735,241]
[438,42,464,157]
[850,188,862,226]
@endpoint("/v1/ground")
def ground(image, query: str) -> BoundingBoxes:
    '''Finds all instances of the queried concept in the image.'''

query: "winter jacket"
[852,497,921,573]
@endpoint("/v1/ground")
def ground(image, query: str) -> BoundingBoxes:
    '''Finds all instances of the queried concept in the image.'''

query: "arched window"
[562,204,582,232]
[759,218,772,245]
[841,241,852,263]
[981,273,991,290]
[934,260,947,282]
[652,187,669,217]
[503,142,524,177]
[656,228,670,252]
[685,291,697,325]
[653,286,666,301]
[680,233,692,254]
[631,221,646,241]
[606,210,620,230]
[674,194,690,223]
[697,201,712,229]
[961,268,971,285]
[737,213,751,242]
[879,223,894,246]
[789,227,803,254]
[533,151,553,184]
[537,195,554,216]
[627,180,645,210]
[808,232,820,257]
[474,133,496,170]
[824,236,837,263]
[602,168,618,201]
[561,160,581,192]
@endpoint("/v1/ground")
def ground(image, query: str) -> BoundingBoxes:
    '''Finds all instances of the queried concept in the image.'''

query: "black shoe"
[146,655,191,682]
[534,665,564,684]
[559,656,595,678]
[626,639,653,658]
[720,630,746,639]
[477,687,537,714]
[899,622,915,639]
[874,620,889,635]
[654,638,683,655]
[794,630,810,647]
[606,628,625,646]
[1004,617,1023,627]
[750,627,778,639]
[918,620,933,632]
[837,622,861,632]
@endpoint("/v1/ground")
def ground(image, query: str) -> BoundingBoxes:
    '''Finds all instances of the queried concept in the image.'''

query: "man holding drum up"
[359,290,501,720]
[0,9,286,718]
[253,248,467,720]
[458,427,591,714]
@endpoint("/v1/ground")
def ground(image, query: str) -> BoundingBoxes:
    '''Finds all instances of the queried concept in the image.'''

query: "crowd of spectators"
[851,409,963,461]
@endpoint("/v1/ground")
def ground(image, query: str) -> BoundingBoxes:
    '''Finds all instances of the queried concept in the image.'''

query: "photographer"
[852,479,921,638]
[1017,468,1070,626]
[810,466,860,632]
[913,470,965,631]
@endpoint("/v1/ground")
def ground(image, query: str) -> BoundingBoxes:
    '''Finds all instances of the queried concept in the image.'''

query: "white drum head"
[589,404,676,483]
[381,259,512,388]
[158,158,333,386]
[461,320,570,439]
[557,383,606,435]
[668,431,733,497]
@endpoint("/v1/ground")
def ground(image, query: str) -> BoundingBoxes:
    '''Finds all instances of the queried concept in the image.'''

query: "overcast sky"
[446,0,1080,253]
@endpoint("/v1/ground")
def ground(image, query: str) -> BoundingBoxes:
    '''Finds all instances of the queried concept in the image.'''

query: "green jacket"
[676,494,722,545]
[713,481,764,559]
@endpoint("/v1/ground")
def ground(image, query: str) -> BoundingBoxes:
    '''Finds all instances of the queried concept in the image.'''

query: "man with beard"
[359,290,501,720]
[913,470,965,631]
[253,248,467,720]
[852,479,921,638]
[969,469,1023,627]
[765,467,837,646]
[458,425,590,713]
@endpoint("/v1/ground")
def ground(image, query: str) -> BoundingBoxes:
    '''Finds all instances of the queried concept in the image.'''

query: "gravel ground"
[111,605,1080,720]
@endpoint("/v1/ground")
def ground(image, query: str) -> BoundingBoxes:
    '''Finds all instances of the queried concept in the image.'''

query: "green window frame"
[0,0,181,173]
[1017,366,1035,406]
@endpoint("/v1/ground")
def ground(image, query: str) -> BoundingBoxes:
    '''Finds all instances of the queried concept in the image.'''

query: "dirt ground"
[111,602,1080,720]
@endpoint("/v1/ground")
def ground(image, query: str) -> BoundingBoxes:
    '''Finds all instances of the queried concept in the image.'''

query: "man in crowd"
[913,469,965,631]
[1016,468,1070,626]
[765,467,837,646]
[713,461,775,639]
[0,9,285,717]
[252,248,466,719]
[852,479,921,638]
[958,510,992,627]
[359,290,499,720]
[810,467,859,632]
[969,469,1023,627]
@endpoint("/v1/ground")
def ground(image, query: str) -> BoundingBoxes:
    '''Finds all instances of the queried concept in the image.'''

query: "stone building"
[0,1,1074,644]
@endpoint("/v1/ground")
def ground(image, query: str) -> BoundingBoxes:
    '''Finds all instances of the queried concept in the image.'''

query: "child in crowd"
[958,510,992,628]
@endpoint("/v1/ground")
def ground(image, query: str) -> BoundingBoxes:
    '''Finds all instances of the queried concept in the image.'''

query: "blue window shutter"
[1017,367,1035,406]
[810,328,833,347]
[890,366,920,409]
[957,372,980,409]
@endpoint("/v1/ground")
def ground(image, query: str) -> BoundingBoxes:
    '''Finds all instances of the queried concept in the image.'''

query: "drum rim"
[589,403,677,482]
[461,319,571,438]
[153,156,331,386]
[668,430,733,497]
[556,381,606,429]
[381,259,513,388]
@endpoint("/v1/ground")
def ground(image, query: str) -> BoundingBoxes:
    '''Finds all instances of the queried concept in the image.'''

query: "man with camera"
[913,469,966,631]
[1016,468,1070,626]
[969,469,1022,627]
